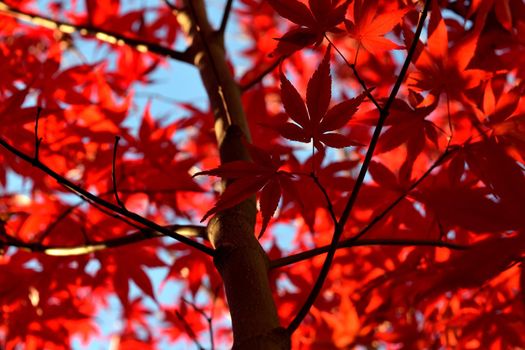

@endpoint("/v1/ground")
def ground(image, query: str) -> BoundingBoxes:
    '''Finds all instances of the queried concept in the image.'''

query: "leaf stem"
[349,146,457,243]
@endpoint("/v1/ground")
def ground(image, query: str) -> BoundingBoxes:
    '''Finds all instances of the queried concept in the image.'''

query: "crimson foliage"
[1,0,525,348]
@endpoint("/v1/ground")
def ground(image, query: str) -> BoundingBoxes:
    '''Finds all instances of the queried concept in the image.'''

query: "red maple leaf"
[267,0,350,55]
[273,46,364,150]
[406,1,487,103]
[345,0,407,55]
[376,97,440,172]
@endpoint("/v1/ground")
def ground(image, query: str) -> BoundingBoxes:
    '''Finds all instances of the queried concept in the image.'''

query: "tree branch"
[162,0,181,12]
[182,297,215,348]
[0,224,207,256]
[309,172,337,225]
[184,1,236,128]
[271,147,460,269]
[270,239,467,269]
[324,35,382,111]
[112,136,126,210]
[0,137,214,256]
[34,106,43,162]
[0,1,192,63]
[348,146,458,243]
[219,0,234,34]
[179,1,288,346]
[287,0,432,333]
[173,309,206,350]
[240,56,285,92]
[37,205,78,244]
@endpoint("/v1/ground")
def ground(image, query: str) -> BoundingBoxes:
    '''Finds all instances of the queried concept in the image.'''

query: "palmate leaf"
[345,0,407,54]
[267,0,350,55]
[406,0,486,103]
[267,0,317,28]
[274,46,365,150]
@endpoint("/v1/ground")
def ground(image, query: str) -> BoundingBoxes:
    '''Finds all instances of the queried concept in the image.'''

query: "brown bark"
[178,1,290,348]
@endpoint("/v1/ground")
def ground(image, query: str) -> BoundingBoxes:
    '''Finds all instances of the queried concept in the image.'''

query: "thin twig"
[79,211,92,244]
[309,172,337,225]
[174,309,205,350]
[82,192,147,233]
[186,296,216,350]
[208,287,219,350]
[0,1,191,63]
[0,137,214,255]
[240,56,285,92]
[219,0,234,34]
[445,92,454,143]
[348,147,457,243]
[37,205,78,244]
[271,147,460,269]
[353,44,361,66]
[182,297,211,321]
[34,107,43,162]
[286,0,431,333]
[42,190,151,246]
[163,0,180,12]
[324,35,382,111]
[112,136,126,209]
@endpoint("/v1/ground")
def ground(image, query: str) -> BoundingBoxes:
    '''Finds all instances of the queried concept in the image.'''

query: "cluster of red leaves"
[0,0,525,349]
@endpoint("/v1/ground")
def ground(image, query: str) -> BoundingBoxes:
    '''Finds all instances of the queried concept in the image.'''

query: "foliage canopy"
[1,0,525,348]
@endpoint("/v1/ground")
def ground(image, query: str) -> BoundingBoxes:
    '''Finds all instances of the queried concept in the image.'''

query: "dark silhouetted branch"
[163,0,181,12]
[0,1,192,63]
[271,146,461,269]
[271,239,467,269]
[219,0,234,34]
[37,205,78,244]
[0,137,214,255]
[0,223,207,256]
[287,0,432,333]
[112,136,126,210]
[310,172,337,225]
[348,146,458,243]
[34,107,43,162]
[173,308,205,350]
[240,56,284,92]
[182,295,216,350]
[325,35,382,111]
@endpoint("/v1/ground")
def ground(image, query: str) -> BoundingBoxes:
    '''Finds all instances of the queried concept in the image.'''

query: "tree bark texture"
[178,1,291,348]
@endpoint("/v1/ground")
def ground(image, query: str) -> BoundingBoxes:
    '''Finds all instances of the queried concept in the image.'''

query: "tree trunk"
[178,1,290,348]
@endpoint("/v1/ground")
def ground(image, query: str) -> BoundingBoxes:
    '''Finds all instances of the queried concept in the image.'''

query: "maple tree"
[1,0,525,348]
